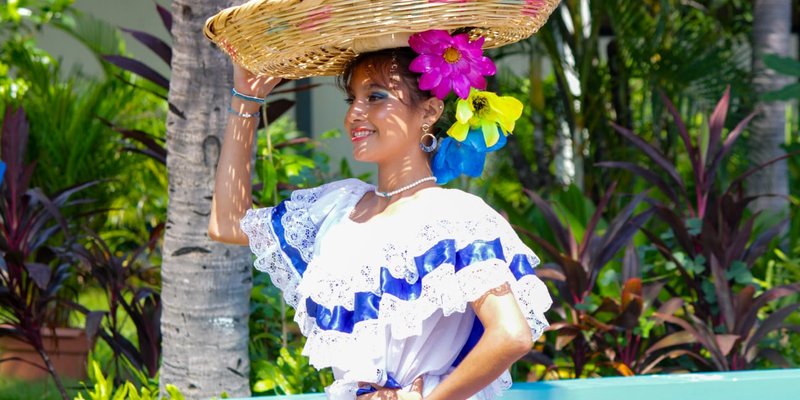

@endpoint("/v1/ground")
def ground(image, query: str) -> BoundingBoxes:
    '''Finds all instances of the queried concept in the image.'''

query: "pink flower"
[298,5,332,31]
[523,0,548,17]
[409,30,496,99]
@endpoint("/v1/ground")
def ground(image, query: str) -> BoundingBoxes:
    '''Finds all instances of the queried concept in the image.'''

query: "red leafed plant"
[516,183,679,378]
[0,107,98,400]
[599,87,800,370]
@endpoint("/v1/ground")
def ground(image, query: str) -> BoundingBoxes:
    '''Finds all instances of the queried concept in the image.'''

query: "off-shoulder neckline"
[345,186,445,225]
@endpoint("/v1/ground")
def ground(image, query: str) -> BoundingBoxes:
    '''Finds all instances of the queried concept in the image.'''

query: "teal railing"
[233,369,800,399]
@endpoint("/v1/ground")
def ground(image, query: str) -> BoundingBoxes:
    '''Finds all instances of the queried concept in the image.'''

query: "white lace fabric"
[241,179,552,400]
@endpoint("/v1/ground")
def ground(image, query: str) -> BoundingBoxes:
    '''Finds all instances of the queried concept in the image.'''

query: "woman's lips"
[351,129,375,142]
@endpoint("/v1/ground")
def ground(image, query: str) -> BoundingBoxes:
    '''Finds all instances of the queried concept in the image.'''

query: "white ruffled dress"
[240,179,552,399]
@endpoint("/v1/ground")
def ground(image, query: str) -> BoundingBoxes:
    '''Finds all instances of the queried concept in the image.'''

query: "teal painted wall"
[231,369,800,400]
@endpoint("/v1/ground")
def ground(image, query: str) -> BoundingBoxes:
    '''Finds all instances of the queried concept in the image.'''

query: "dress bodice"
[240,179,552,399]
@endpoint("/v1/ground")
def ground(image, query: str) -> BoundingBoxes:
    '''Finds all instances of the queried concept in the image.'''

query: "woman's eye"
[368,92,387,101]
[345,92,387,104]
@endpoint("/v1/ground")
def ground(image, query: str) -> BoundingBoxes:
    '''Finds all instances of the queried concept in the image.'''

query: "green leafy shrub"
[251,347,333,396]
[74,361,183,400]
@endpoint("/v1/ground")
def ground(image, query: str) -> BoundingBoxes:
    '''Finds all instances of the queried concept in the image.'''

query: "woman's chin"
[351,147,373,163]
[351,141,381,163]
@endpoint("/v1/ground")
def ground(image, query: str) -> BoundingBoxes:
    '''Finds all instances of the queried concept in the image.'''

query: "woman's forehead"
[349,64,397,91]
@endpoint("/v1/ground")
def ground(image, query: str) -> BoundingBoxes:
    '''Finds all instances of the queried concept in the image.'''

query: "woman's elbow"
[208,225,225,242]
[494,322,533,358]
[508,326,533,357]
[208,224,248,246]
[483,325,532,361]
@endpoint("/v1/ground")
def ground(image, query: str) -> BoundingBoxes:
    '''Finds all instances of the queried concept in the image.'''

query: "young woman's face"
[343,64,425,164]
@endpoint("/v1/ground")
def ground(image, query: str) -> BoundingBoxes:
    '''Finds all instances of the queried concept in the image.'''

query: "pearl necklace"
[375,176,437,199]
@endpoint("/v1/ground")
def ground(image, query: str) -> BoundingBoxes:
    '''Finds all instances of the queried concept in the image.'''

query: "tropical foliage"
[0,0,798,398]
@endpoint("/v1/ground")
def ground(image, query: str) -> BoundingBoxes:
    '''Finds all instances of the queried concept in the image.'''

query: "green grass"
[0,377,82,400]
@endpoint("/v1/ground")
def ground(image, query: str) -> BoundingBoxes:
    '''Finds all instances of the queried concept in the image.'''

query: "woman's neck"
[375,153,436,196]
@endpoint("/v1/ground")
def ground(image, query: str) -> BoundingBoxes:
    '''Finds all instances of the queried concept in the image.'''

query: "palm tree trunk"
[748,0,791,215]
[160,1,252,398]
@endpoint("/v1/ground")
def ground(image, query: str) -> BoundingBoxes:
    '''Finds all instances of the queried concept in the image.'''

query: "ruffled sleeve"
[375,193,553,342]
[239,178,373,309]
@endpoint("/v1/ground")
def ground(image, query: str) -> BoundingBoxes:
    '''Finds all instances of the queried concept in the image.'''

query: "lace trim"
[377,258,550,340]
[478,370,513,400]
[298,213,517,310]
[282,186,324,263]
[294,208,552,372]
[325,380,359,400]
[240,179,373,309]
[296,256,551,370]
[323,364,515,400]
[240,208,303,308]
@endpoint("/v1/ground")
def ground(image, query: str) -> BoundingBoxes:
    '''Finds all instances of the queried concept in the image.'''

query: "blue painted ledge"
[232,369,800,399]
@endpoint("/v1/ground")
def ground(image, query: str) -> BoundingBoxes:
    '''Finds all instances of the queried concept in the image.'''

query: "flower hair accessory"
[449,88,523,147]
[409,30,496,100]
[408,30,524,184]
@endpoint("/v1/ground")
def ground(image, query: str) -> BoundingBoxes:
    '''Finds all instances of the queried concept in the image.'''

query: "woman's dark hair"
[337,48,433,106]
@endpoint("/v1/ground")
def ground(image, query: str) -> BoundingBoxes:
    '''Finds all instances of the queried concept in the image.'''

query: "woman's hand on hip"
[357,376,424,400]
[233,63,282,99]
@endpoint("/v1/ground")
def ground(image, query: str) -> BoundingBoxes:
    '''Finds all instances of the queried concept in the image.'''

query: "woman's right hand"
[233,63,282,99]
[356,376,424,400]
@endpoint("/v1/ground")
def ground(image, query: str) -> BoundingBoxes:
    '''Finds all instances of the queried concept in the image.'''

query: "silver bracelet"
[228,106,261,119]
[231,87,266,104]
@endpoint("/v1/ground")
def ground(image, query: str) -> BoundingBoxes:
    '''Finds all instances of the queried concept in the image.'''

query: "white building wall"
[38,0,171,78]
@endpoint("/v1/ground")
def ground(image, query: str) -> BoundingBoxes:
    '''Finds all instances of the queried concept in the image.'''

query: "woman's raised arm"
[208,64,281,245]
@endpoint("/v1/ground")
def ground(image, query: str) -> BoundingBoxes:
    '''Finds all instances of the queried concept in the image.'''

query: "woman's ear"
[421,96,445,123]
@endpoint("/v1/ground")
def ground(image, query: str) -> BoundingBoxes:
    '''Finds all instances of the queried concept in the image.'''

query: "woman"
[206,3,556,399]
[209,46,551,399]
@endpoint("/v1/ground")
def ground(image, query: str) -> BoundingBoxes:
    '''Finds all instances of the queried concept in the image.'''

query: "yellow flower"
[446,88,523,147]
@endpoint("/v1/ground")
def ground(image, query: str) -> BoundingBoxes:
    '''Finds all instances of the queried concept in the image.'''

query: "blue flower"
[0,161,5,188]
[432,126,507,184]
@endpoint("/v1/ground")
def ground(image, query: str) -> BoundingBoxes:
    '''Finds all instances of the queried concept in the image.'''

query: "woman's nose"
[346,101,367,123]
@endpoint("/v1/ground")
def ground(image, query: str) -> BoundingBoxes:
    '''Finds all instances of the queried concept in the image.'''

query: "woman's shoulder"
[289,178,373,202]
[396,187,521,248]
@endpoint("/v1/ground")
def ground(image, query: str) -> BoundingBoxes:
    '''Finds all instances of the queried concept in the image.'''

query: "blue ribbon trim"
[452,318,485,367]
[509,253,536,281]
[272,201,310,277]
[306,292,380,334]
[304,238,533,334]
[355,373,402,396]
[300,238,539,387]
[456,238,506,270]
[355,387,374,396]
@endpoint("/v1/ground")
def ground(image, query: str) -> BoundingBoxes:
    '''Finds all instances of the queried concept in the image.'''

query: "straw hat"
[204,0,561,79]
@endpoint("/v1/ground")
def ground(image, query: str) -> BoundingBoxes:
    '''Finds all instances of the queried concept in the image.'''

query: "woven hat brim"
[205,0,561,79]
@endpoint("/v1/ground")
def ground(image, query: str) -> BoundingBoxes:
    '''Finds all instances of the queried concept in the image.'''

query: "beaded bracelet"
[228,106,261,119]
[231,88,266,105]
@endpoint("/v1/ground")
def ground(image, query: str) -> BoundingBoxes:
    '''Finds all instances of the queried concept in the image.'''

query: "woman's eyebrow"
[349,82,390,95]
[367,83,390,91]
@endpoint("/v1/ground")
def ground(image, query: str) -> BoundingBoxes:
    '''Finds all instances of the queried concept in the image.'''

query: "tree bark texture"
[161,1,252,398]
[748,0,791,215]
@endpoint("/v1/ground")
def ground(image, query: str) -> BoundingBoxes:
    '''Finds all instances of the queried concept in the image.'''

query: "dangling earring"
[419,123,437,153]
